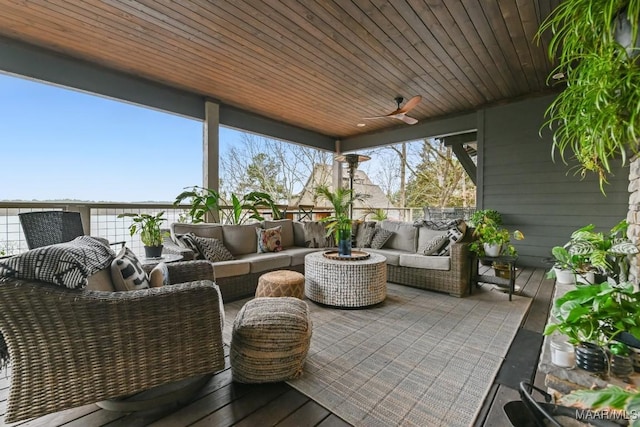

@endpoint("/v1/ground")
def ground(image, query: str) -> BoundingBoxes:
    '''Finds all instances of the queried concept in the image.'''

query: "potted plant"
[546,246,594,285]
[536,1,640,192]
[468,209,502,228]
[118,211,169,258]
[174,186,282,224]
[469,217,524,257]
[544,281,640,376]
[548,220,639,284]
[315,185,364,256]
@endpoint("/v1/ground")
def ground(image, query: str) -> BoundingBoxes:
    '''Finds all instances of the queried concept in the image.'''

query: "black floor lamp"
[335,153,370,219]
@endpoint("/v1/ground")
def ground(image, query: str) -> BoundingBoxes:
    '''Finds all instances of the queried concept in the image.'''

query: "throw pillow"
[175,233,203,260]
[355,221,376,248]
[418,234,449,256]
[257,226,283,253]
[370,228,393,249]
[111,247,150,291]
[192,235,234,262]
[0,236,115,289]
[303,221,332,248]
[437,219,468,256]
[149,262,170,288]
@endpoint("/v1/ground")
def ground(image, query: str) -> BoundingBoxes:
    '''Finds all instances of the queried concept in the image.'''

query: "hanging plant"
[537,0,640,192]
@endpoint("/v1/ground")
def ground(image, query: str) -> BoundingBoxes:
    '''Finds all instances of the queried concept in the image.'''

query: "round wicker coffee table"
[304,251,387,308]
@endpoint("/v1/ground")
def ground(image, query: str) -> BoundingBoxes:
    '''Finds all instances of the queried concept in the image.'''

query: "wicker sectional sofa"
[164,218,473,301]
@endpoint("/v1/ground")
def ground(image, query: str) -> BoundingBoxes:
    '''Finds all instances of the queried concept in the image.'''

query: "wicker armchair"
[0,260,225,423]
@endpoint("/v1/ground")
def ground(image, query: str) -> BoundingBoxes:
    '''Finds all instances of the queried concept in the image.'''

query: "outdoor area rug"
[223,282,532,427]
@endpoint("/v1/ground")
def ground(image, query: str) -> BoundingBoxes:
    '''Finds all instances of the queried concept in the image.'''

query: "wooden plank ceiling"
[0,0,559,139]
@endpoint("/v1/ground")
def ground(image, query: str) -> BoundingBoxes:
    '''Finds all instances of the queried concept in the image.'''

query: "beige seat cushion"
[280,247,322,266]
[399,253,451,270]
[366,248,404,266]
[212,260,251,279]
[234,253,291,273]
[86,268,116,292]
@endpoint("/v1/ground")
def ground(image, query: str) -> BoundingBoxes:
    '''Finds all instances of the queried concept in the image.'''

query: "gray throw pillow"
[370,228,393,249]
[191,235,234,262]
[355,222,376,248]
[418,234,448,255]
[175,233,203,260]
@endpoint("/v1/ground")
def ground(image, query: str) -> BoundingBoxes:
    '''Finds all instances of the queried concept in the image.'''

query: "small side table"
[471,255,518,301]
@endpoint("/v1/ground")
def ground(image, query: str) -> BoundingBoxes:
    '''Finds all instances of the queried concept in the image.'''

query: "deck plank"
[276,400,333,427]
[233,389,309,427]
[316,414,352,427]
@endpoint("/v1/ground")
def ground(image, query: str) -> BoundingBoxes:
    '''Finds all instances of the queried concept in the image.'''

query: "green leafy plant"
[536,0,640,192]
[174,186,282,224]
[544,282,640,347]
[117,212,168,247]
[551,220,639,281]
[315,185,364,243]
[469,216,524,256]
[559,385,640,427]
[364,207,388,221]
[469,209,502,228]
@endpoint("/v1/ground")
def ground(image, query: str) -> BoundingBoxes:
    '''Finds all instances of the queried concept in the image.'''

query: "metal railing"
[0,202,469,257]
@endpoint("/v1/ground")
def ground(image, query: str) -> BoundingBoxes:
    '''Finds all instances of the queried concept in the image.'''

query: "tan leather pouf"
[255,270,305,299]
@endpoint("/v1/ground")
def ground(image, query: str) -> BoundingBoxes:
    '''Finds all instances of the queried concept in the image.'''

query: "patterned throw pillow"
[257,226,283,253]
[192,235,234,262]
[175,233,202,260]
[370,228,393,249]
[435,219,468,256]
[418,234,449,256]
[149,262,170,288]
[111,247,150,291]
[0,236,115,289]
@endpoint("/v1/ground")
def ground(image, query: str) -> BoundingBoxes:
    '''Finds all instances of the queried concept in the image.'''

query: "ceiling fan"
[364,95,422,125]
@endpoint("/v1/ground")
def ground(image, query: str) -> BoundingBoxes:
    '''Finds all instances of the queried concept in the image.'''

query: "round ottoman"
[230,297,312,383]
[255,270,305,299]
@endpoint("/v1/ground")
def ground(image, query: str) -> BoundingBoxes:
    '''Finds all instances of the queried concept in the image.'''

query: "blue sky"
[0,72,242,202]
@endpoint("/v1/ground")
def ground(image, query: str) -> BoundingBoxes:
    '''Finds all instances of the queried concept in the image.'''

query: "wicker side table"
[304,251,387,308]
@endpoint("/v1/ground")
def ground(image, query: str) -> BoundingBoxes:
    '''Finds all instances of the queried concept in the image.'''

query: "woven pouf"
[230,297,312,383]
[255,270,305,299]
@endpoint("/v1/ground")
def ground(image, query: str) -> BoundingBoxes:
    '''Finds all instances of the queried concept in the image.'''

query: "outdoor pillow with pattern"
[418,234,449,256]
[355,221,376,248]
[192,235,234,262]
[436,219,467,256]
[370,228,393,249]
[175,232,203,259]
[111,246,150,291]
[257,226,283,253]
[0,236,115,289]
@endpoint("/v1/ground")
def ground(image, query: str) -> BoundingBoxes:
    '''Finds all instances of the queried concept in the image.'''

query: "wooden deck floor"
[1,266,553,427]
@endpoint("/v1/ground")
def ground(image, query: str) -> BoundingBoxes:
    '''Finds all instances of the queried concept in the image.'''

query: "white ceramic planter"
[553,267,576,285]
[483,243,502,257]
[550,339,575,368]
[576,271,595,285]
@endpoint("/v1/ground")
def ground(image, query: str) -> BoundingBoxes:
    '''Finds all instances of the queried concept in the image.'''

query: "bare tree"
[220,133,332,204]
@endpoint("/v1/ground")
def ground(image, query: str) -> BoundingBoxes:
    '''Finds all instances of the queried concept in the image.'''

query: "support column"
[333,140,343,190]
[204,101,220,223]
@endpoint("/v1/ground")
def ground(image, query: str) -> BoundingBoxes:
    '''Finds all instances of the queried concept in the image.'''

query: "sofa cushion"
[264,219,294,248]
[111,247,150,291]
[192,235,234,262]
[86,268,116,291]
[399,253,451,270]
[303,221,333,248]
[292,221,307,247]
[213,260,251,279]
[149,262,170,288]
[280,247,321,266]
[380,220,418,252]
[370,228,393,249]
[0,236,115,289]
[222,224,261,255]
[257,226,283,253]
[235,253,291,273]
[171,223,223,241]
[366,248,402,266]
[355,221,376,248]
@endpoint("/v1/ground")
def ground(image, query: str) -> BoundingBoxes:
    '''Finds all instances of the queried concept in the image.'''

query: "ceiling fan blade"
[397,95,422,113]
[399,115,418,125]
[362,116,387,120]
